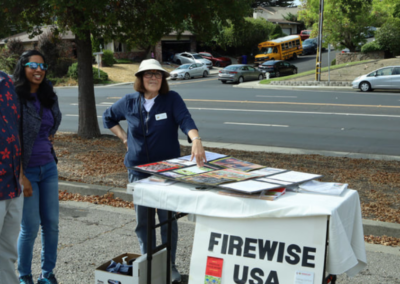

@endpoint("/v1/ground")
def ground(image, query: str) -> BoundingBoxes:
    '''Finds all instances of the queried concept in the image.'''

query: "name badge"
[155,113,167,120]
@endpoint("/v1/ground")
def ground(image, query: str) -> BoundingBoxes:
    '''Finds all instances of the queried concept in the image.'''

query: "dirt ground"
[95,63,177,83]
[55,133,400,223]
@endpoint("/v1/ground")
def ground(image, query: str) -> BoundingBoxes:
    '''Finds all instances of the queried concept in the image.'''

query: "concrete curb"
[58,180,400,238]
[233,81,353,90]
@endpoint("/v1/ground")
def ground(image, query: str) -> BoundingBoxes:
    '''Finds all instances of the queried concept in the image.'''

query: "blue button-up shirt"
[0,71,21,200]
[103,91,197,176]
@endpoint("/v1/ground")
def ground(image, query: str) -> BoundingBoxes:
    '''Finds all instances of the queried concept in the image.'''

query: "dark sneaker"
[19,275,34,284]
[37,273,58,284]
[172,264,182,283]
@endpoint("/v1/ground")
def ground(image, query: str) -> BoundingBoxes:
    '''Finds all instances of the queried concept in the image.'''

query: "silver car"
[352,66,400,92]
[170,63,209,80]
[173,52,213,69]
[218,64,264,84]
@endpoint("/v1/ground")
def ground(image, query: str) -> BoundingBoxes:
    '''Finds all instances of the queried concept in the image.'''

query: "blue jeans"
[129,171,178,265]
[18,161,59,278]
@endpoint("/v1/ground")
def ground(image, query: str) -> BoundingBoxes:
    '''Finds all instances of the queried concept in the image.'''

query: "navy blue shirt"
[102,91,197,176]
[0,72,21,200]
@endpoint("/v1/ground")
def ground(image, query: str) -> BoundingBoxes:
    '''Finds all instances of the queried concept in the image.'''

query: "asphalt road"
[56,72,400,157]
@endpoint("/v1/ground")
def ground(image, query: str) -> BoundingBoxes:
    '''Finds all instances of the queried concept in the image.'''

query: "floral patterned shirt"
[0,71,21,200]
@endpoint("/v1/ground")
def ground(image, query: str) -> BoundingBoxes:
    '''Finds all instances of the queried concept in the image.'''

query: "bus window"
[288,42,292,48]
[258,47,276,54]
[285,42,289,49]
[292,41,296,47]
[273,47,278,53]
[296,40,300,46]
[282,44,285,50]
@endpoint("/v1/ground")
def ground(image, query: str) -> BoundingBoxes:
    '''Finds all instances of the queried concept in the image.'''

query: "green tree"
[299,0,373,52]
[216,17,275,55]
[371,0,397,26]
[375,18,400,56]
[2,0,252,138]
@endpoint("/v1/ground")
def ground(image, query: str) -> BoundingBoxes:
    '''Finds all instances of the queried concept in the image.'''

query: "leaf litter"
[54,133,400,246]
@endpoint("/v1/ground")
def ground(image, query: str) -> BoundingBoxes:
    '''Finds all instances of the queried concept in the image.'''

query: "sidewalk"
[34,200,399,284]
[233,80,354,90]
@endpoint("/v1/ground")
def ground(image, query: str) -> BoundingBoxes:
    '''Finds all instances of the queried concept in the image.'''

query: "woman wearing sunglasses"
[103,59,206,283]
[13,50,62,284]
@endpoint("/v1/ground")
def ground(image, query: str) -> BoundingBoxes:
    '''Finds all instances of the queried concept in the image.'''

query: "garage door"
[282,28,292,35]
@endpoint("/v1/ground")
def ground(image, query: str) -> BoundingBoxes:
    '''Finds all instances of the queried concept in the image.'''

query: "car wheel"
[221,80,227,84]
[177,59,181,65]
[293,53,298,60]
[258,74,264,80]
[238,76,244,83]
[184,73,190,80]
[293,69,297,74]
[203,71,208,77]
[216,61,220,67]
[275,71,280,77]
[359,81,371,92]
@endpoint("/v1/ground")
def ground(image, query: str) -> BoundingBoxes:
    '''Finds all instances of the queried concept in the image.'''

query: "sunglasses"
[24,62,48,71]
[143,71,163,79]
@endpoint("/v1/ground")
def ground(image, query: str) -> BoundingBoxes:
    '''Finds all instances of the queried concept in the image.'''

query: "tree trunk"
[75,30,101,138]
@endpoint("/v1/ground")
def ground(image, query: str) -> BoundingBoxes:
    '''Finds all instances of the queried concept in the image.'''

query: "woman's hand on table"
[191,139,207,167]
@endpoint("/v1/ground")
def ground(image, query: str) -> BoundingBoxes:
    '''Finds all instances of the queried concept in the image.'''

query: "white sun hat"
[135,59,170,78]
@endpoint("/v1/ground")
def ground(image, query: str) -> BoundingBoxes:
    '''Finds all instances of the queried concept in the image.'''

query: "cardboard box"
[95,248,169,284]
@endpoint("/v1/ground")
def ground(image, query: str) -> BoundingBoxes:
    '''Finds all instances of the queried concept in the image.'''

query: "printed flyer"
[204,257,223,284]
[210,157,264,172]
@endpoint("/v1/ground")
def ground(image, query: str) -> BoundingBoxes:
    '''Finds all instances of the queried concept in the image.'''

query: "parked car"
[302,38,317,55]
[352,66,400,92]
[198,52,232,67]
[173,52,213,69]
[218,64,264,84]
[300,30,312,41]
[170,63,209,80]
[258,60,298,77]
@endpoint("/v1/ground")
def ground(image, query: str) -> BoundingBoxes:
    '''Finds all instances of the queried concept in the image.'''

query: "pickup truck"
[300,30,311,41]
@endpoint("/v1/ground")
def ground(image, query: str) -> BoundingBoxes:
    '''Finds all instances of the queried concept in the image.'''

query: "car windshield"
[192,54,204,59]
[211,52,222,57]
[258,47,274,54]
[225,66,239,71]
[177,64,190,70]
[303,39,313,45]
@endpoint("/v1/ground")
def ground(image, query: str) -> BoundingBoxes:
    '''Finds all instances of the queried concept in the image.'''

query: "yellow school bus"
[254,35,303,66]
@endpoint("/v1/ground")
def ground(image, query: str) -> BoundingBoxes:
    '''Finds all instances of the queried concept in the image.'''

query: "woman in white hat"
[103,59,206,282]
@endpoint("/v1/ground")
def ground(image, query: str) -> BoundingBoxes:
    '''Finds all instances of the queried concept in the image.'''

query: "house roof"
[255,6,300,20]
[0,26,75,45]
[267,18,301,25]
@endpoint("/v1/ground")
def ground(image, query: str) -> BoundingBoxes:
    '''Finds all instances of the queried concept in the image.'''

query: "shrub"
[7,38,24,57]
[0,48,18,74]
[102,50,115,67]
[67,62,108,84]
[331,59,336,66]
[361,41,384,53]
[376,18,400,56]
[37,32,74,77]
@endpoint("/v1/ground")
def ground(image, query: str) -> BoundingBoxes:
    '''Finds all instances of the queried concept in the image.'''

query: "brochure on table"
[132,151,323,195]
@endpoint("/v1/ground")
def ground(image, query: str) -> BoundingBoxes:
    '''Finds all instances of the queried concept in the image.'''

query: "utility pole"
[315,0,324,81]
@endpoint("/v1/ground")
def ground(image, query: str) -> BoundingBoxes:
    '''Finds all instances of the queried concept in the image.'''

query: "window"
[377,68,392,76]
[281,44,285,51]
[248,67,255,71]
[273,47,278,53]
[392,67,400,75]
[190,64,196,68]
[196,63,203,67]
[288,42,292,48]
[284,62,290,67]
[285,43,289,49]
[242,66,249,71]
[296,40,300,46]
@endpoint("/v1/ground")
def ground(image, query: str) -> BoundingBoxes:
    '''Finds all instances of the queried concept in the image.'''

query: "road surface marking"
[188,107,400,118]
[256,95,297,98]
[224,122,288,127]
[184,99,400,109]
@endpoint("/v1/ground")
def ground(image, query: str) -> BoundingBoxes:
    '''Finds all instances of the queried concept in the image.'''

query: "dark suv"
[258,60,298,77]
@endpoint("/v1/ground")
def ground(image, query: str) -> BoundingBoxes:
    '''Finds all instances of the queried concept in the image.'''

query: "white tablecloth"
[129,182,367,276]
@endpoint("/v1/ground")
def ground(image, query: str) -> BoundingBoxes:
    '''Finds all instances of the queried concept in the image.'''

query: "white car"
[173,52,213,69]
[352,66,400,92]
[170,63,209,80]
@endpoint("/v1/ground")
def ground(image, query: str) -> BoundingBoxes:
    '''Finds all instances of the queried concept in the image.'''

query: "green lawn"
[259,60,373,85]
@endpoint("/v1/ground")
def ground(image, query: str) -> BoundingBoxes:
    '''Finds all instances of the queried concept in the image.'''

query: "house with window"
[253,6,301,35]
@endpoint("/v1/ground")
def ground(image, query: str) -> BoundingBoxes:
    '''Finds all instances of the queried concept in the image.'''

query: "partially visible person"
[0,71,32,284]
[103,59,206,283]
[13,50,62,284]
